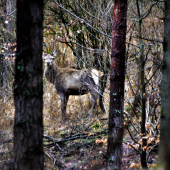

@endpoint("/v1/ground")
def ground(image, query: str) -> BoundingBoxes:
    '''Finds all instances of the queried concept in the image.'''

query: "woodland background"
[0,0,165,169]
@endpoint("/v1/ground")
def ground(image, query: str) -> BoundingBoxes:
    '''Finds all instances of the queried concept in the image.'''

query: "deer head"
[43,53,55,68]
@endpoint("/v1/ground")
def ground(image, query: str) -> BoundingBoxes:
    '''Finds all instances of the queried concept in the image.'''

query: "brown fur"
[44,54,105,120]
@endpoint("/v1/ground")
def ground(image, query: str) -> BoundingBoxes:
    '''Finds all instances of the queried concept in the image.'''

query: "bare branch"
[53,0,112,38]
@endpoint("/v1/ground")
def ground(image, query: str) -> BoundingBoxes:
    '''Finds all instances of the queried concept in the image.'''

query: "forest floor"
[0,113,158,170]
[42,114,158,170]
[0,83,158,169]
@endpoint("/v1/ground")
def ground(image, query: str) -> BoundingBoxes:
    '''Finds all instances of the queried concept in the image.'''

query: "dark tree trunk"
[159,0,170,169]
[106,0,127,170]
[14,0,44,170]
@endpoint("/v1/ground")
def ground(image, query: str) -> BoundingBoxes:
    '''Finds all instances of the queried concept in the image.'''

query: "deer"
[44,53,105,120]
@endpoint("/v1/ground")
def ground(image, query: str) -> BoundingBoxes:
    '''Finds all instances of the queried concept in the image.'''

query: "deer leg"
[65,94,69,109]
[87,80,98,117]
[88,93,97,118]
[60,93,69,120]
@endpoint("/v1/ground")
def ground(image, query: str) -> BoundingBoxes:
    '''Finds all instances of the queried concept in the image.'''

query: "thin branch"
[123,142,140,154]
[145,61,163,86]
[133,36,163,43]
[0,9,17,18]
[139,2,158,21]
[53,0,112,38]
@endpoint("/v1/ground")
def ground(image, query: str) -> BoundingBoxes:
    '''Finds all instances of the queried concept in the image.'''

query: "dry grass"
[0,94,14,169]
[0,95,14,136]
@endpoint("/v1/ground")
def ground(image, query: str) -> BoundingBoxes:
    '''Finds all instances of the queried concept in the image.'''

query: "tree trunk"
[106,0,127,170]
[14,0,44,170]
[136,0,148,167]
[159,0,170,169]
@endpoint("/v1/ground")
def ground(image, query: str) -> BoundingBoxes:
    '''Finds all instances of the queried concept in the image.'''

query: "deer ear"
[53,50,58,56]
[43,53,48,60]
[50,53,55,59]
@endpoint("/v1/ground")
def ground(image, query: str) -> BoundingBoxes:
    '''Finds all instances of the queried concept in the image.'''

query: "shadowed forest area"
[0,0,167,169]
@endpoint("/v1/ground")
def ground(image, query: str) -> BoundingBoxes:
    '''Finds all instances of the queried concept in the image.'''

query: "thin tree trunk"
[14,0,44,169]
[159,0,170,169]
[136,0,147,167]
[140,44,147,168]
[106,0,127,169]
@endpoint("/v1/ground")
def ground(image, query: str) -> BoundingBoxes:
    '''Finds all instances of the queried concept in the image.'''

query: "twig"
[53,0,112,38]
[45,151,66,169]
[123,142,140,154]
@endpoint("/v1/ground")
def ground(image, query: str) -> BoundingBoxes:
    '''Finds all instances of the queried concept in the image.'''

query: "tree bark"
[159,0,170,169]
[136,0,148,167]
[14,0,44,170]
[106,0,127,170]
